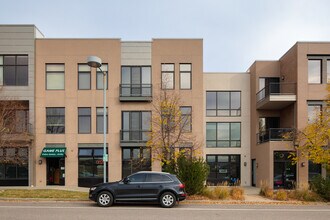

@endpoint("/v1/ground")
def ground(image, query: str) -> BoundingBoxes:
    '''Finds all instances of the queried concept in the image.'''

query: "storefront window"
[122,148,151,178]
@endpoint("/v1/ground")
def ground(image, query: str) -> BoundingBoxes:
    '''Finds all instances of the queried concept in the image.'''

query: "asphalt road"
[0,201,329,220]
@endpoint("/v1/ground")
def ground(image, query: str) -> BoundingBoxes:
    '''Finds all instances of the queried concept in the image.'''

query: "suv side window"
[129,173,146,183]
[146,174,172,182]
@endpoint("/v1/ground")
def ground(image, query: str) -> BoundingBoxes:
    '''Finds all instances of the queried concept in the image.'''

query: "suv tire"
[97,191,114,207]
[160,192,176,208]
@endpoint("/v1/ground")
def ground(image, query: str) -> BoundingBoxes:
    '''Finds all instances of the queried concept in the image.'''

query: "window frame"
[46,107,65,134]
[0,55,28,86]
[206,91,241,117]
[46,63,65,90]
[96,63,108,90]
[78,64,91,90]
[179,63,192,90]
[122,147,151,178]
[206,122,241,148]
[78,107,91,134]
[161,63,175,90]
[78,147,108,178]
[180,106,192,132]
[96,107,108,134]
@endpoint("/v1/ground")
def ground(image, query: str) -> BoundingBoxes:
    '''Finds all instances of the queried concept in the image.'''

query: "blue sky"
[1,0,330,72]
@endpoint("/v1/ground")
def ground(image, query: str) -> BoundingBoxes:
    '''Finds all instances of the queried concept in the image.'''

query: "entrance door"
[47,158,65,185]
[252,159,256,187]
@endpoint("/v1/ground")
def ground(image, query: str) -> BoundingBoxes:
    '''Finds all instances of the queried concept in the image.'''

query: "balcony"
[257,128,295,144]
[256,83,296,110]
[119,84,152,102]
[120,130,151,147]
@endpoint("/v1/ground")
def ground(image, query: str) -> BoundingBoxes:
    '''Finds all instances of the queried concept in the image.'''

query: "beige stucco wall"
[35,38,204,187]
[204,72,251,186]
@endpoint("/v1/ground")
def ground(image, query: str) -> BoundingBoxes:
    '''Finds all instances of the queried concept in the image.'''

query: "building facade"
[0,25,328,188]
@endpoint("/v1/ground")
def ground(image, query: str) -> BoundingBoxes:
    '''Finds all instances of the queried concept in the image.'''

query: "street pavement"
[0,201,329,220]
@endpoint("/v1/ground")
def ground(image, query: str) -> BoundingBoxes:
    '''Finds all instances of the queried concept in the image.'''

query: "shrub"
[288,188,322,202]
[214,187,230,200]
[260,181,274,198]
[310,175,330,201]
[230,187,244,200]
[200,187,216,199]
[275,189,288,201]
[164,156,210,195]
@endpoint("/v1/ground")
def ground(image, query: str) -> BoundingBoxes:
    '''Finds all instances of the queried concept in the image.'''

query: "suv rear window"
[146,174,172,182]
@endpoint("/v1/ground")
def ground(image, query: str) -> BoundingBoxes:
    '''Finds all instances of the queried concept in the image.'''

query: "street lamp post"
[87,56,108,183]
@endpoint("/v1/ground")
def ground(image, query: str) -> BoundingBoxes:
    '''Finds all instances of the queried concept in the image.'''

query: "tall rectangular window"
[46,64,65,90]
[307,102,322,123]
[96,64,108,90]
[0,55,28,86]
[308,60,321,84]
[78,64,91,90]
[327,60,330,83]
[96,107,108,133]
[46,107,65,134]
[78,108,91,133]
[180,64,191,89]
[121,111,151,142]
[206,91,241,116]
[206,122,241,148]
[180,106,192,132]
[161,64,174,89]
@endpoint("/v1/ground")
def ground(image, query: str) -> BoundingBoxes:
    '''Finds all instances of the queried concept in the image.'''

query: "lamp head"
[87,56,102,68]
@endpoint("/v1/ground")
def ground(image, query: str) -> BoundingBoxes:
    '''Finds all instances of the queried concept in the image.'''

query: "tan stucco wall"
[35,39,204,187]
[204,72,251,186]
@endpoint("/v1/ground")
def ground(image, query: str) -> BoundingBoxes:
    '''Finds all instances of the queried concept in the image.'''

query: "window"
[206,91,241,116]
[121,66,151,96]
[78,147,108,186]
[146,173,172,182]
[206,122,241,148]
[161,64,174,89]
[96,64,108,90]
[96,107,108,133]
[78,108,91,133]
[180,64,191,89]
[180,106,192,132]
[308,60,322,84]
[308,101,322,122]
[121,111,151,142]
[129,173,146,182]
[0,55,28,86]
[327,60,330,83]
[0,147,28,181]
[206,154,240,185]
[78,64,91,90]
[46,64,65,90]
[122,148,151,178]
[46,107,65,134]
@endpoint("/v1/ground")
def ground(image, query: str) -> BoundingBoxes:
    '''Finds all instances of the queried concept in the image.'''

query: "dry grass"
[230,187,245,200]
[0,189,88,200]
[275,189,288,201]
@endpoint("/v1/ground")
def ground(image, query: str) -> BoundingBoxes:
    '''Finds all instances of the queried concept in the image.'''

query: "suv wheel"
[160,192,176,208]
[97,191,113,207]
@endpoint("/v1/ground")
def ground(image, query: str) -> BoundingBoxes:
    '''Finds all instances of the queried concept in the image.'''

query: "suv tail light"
[179,183,185,189]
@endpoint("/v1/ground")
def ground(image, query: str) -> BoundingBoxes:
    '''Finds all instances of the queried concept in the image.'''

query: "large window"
[308,60,322,84]
[121,66,151,96]
[96,107,108,134]
[161,64,174,89]
[206,122,241,148]
[206,154,240,185]
[0,55,28,86]
[122,148,151,178]
[78,146,108,187]
[121,111,151,142]
[180,106,192,132]
[0,147,28,185]
[78,108,91,133]
[307,101,322,123]
[46,107,65,134]
[206,91,241,116]
[46,64,65,90]
[78,64,91,90]
[180,64,191,89]
[96,64,108,90]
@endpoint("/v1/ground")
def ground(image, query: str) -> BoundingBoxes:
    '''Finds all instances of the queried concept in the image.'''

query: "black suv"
[89,171,186,208]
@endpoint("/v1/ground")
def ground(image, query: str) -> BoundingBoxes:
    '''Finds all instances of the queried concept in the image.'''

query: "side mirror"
[123,177,130,184]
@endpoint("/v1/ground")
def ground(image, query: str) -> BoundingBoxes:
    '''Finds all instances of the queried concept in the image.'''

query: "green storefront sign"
[40,147,66,158]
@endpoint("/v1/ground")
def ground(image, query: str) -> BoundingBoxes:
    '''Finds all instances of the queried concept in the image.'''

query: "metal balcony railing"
[257,128,295,144]
[120,130,151,143]
[256,82,296,103]
[119,84,152,98]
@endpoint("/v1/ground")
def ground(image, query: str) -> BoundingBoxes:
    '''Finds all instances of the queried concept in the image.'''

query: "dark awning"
[40,147,66,158]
